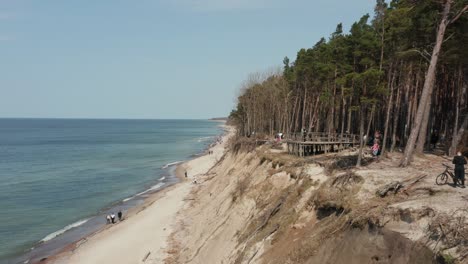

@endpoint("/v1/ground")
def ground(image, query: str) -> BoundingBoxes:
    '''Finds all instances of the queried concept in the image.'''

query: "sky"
[0,0,376,119]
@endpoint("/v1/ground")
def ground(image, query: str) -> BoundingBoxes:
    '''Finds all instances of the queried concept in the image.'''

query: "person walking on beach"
[106,214,111,224]
[118,211,123,221]
[185,171,188,178]
[111,213,116,224]
[452,151,467,188]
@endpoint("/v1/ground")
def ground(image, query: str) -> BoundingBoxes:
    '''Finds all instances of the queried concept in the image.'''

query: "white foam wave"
[40,219,89,242]
[162,161,183,169]
[132,183,164,198]
[122,183,165,202]
[197,136,213,143]
[136,183,164,196]
[159,176,166,181]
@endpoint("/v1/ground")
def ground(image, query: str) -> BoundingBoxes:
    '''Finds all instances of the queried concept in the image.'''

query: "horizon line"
[0,117,227,121]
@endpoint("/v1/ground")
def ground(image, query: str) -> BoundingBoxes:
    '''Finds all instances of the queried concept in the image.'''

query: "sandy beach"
[48,124,234,264]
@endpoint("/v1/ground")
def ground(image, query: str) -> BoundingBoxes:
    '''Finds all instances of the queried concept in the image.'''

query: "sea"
[0,118,224,264]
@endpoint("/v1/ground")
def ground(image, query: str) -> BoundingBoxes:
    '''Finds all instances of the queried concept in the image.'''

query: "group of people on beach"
[208,150,214,155]
[106,211,123,224]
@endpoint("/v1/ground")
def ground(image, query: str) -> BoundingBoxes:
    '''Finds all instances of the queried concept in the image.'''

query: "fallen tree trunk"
[376,181,403,197]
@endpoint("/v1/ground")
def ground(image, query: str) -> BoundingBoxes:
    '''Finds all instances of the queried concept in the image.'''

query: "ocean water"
[0,119,223,263]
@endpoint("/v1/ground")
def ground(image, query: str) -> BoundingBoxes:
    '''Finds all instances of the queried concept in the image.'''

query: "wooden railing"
[285,132,359,143]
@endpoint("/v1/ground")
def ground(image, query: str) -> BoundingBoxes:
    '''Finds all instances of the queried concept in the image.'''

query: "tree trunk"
[391,82,402,152]
[415,80,435,154]
[382,65,396,156]
[449,114,468,156]
[309,96,320,132]
[357,107,366,167]
[366,104,375,140]
[403,64,414,145]
[302,85,307,130]
[347,96,353,133]
[330,68,338,134]
[341,90,346,135]
[291,96,299,133]
[400,0,452,167]
[379,7,385,72]
[449,69,466,156]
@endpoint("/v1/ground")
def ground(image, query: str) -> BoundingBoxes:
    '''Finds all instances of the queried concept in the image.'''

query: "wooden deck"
[286,132,359,157]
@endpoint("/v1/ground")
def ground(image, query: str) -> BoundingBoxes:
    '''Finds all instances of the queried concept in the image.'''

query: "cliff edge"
[166,138,468,264]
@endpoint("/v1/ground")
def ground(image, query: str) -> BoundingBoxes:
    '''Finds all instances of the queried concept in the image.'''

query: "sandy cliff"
[166,139,468,264]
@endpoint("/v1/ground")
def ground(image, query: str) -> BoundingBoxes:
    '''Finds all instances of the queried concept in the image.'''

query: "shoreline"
[40,123,234,264]
[15,162,178,264]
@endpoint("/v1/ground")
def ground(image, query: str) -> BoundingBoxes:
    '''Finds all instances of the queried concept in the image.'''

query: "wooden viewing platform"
[286,132,359,157]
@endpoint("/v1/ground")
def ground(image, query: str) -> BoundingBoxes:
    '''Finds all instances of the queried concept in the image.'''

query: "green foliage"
[231,0,468,137]
[441,253,456,264]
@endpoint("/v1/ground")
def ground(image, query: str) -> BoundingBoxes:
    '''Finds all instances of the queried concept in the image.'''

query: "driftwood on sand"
[376,181,403,197]
[142,251,151,262]
[376,174,427,197]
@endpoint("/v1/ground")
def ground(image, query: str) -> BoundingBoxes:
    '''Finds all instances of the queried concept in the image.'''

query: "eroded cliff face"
[166,142,468,264]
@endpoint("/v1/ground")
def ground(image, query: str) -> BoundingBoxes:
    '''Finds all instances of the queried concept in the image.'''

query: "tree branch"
[450,4,468,24]
[443,32,456,43]
[423,49,432,59]
[407,49,432,63]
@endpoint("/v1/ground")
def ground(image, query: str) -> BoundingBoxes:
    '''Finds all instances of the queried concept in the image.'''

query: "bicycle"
[435,163,461,186]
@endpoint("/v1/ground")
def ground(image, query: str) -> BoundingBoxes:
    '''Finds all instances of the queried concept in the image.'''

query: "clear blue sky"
[0,0,376,119]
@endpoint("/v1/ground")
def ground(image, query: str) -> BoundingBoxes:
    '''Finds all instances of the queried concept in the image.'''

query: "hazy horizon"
[1,0,375,119]
[0,116,227,120]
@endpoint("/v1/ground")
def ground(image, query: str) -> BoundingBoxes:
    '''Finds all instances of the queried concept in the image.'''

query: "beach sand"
[49,124,234,264]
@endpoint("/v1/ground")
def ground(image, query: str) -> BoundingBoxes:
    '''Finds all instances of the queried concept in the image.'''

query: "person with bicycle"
[452,151,467,188]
